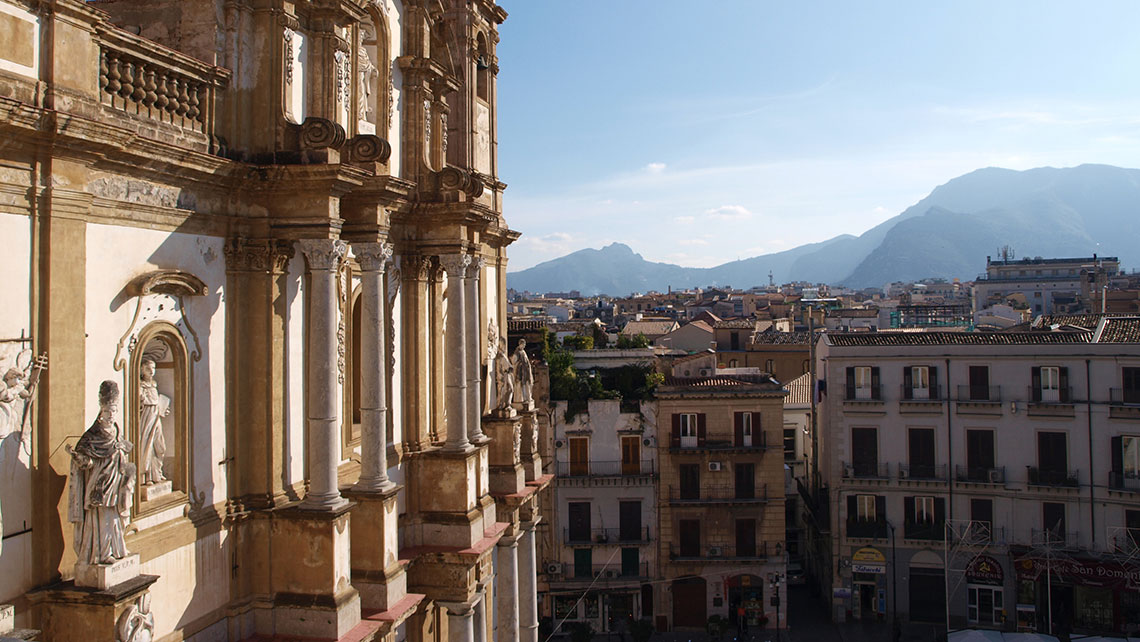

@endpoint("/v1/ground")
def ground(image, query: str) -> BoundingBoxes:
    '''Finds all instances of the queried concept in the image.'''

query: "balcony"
[1031,529,1080,550]
[846,518,888,540]
[554,459,656,478]
[668,433,769,453]
[667,484,768,504]
[669,542,771,562]
[955,465,1005,485]
[1108,471,1140,491]
[844,385,885,413]
[563,527,651,546]
[560,562,650,582]
[842,461,890,480]
[1109,388,1140,420]
[898,463,947,481]
[957,385,1002,402]
[899,385,944,413]
[1027,386,1076,417]
[904,520,946,541]
[1027,467,1079,488]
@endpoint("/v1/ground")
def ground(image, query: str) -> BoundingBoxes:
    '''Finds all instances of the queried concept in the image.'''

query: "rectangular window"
[1124,367,1140,404]
[966,429,995,480]
[913,496,935,523]
[679,519,701,557]
[855,366,873,399]
[730,332,740,351]
[968,586,1003,625]
[679,463,700,500]
[574,548,593,578]
[1125,436,1140,480]
[968,366,990,400]
[766,359,774,373]
[568,502,591,543]
[1037,431,1067,475]
[784,427,797,461]
[735,411,758,447]
[619,501,642,541]
[1043,502,1065,543]
[736,519,757,557]
[569,437,589,476]
[852,427,878,477]
[621,547,640,577]
[679,413,698,447]
[911,366,930,399]
[621,436,641,475]
[1041,366,1060,401]
[908,428,936,478]
[856,494,877,521]
[971,498,994,539]
[735,462,755,499]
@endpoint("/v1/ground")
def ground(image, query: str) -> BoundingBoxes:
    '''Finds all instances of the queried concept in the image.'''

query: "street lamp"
[768,572,784,641]
[886,520,899,642]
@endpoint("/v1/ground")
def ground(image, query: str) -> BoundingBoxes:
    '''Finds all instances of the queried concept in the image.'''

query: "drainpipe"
[945,358,953,523]
[1086,359,1095,548]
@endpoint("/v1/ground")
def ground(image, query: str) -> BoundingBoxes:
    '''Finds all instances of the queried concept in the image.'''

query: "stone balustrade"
[95,27,229,143]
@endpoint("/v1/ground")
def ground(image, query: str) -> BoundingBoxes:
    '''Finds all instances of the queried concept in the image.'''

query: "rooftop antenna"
[997,245,1015,262]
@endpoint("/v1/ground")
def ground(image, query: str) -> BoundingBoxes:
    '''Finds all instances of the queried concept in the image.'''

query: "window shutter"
[871,367,881,399]
[697,413,707,445]
[1059,367,1069,402]
[734,412,744,447]
[846,367,856,399]
[1031,367,1042,402]
[930,367,939,400]
[752,412,762,446]
[671,413,681,448]
[904,496,915,524]
[903,367,913,399]
[1112,436,1124,483]
[875,495,886,521]
[935,497,946,525]
[847,495,857,521]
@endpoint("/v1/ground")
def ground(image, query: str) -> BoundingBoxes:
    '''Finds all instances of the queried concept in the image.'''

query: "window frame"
[856,494,877,521]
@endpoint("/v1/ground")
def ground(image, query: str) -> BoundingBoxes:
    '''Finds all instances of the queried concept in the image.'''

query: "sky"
[493,1,1140,272]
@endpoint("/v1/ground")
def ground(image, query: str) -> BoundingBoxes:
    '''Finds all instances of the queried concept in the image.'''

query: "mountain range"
[507,164,1140,296]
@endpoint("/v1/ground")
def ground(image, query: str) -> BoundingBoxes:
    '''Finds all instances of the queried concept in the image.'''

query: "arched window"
[475,33,490,103]
[130,325,190,513]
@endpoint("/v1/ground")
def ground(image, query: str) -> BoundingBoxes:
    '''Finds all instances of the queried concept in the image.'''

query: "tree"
[591,323,608,349]
[562,334,594,351]
[616,332,651,349]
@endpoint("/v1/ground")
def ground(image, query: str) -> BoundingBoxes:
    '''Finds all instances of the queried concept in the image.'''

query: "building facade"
[816,319,1140,636]
[973,256,1119,315]
[0,1,551,641]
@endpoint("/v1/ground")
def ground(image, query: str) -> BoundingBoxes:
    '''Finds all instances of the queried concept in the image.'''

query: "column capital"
[438,253,472,278]
[466,254,486,275]
[224,237,295,273]
[297,238,348,271]
[438,600,476,617]
[353,242,393,272]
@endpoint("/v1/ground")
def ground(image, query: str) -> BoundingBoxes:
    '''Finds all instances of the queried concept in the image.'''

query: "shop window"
[553,595,578,620]
[967,586,1003,625]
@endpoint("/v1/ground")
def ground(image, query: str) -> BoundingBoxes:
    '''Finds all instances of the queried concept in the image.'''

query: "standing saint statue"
[512,338,534,406]
[492,337,514,414]
[68,380,135,565]
[139,359,170,485]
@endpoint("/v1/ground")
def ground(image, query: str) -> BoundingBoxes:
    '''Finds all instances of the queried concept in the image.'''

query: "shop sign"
[1014,554,1140,590]
[852,547,886,564]
[852,563,886,575]
[965,555,1004,586]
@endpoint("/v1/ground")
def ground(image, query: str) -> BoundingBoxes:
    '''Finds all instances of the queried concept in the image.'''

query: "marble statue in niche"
[138,357,170,486]
[357,25,379,127]
[68,380,135,565]
[512,338,534,408]
[491,337,514,416]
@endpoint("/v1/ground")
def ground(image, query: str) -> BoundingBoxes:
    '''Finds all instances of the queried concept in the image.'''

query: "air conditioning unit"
[545,562,561,575]
[554,439,565,449]
[988,469,1003,483]
[643,438,653,447]
[843,464,854,478]
[708,461,723,472]
[699,368,711,377]
[604,570,619,578]
[707,546,723,557]
[898,468,909,480]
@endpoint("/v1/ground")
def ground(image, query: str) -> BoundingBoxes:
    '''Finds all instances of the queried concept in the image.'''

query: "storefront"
[1013,552,1140,635]
[726,574,765,628]
[849,547,887,621]
[965,555,1006,627]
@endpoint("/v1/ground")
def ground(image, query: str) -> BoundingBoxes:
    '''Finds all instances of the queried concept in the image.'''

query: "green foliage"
[562,334,594,351]
[706,614,728,639]
[591,324,608,349]
[616,332,651,349]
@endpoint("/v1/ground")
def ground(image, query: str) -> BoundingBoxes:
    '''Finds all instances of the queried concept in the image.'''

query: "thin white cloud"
[645,162,666,173]
[673,215,695,224]
[704,205,753,220]
[678,238,709,246]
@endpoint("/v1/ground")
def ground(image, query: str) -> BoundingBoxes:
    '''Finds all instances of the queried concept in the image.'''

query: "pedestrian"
[737,605,748,637]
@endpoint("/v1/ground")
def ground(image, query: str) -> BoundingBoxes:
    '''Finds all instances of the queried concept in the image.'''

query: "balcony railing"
[561,562,650,581]
[563,527,651,545]
[843,461,890,479]
[845,385,884,402]
[1109,471,1140,491]
[1031,529,1080,550]
[904,520,946,541]
[667,484,768,504]
[957,523,1006,544]
[956,465,1005,484]
[900,385,943,401]
[1028,467,1079,488]
[1028,386,1073,404]
[1111,530,1140,556]
[669,433,769,452]
[555,459,656,477]
[1109,388,1140,405]
[95,26,230,151]
[957,385,1002,402]
[669,542,770,561]
[846,518,888,540]
[898,463,947,481]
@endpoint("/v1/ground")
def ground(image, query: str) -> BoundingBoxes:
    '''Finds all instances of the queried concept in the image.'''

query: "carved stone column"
[352,242,394,491]
[495,536,520,642]
[465,255,487,443]
[473,587,488,642]
[439,254,472,452]
[402,256,431,452]
[518,523,539,642]
[297,239,349,510]
[440,600,476,642]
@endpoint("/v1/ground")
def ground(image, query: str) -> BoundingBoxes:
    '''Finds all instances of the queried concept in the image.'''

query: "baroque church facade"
[0,0,549,640]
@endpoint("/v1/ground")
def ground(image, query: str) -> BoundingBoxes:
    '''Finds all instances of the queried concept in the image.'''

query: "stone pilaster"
[473,587,488,642]
[482,414,524,496]
[297,238,349,511]
[495,537,520,642]
[518,410,542,483]
[402,256,432,452]
[352,241,395,492]
[518,523,539,642]
[439,253,472,453]
[465,255,488,444]
[440,600,475,642]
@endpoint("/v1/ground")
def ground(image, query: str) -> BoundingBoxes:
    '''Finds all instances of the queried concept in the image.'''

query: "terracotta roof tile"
[827,331,1093,347]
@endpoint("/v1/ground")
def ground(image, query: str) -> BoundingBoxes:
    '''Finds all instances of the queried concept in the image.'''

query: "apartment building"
[544,399,659,633]
[655,375,788,632]
[816,316,1140,636]
[973,255,1119,315]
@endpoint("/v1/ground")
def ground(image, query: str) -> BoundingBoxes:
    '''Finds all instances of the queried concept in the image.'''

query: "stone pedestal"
[482,415,525,496]
[0,604,12,634]
[270,503,361,640]
[416,449,485,548]
[74,553,140,590]
[143,480,173,502]
[30,574,158,642]
[517,410,542,483]
[343,486,407,612]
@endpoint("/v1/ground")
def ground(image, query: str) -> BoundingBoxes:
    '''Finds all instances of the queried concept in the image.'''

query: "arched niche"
[129,323,191,514]
[358,7,392,137]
